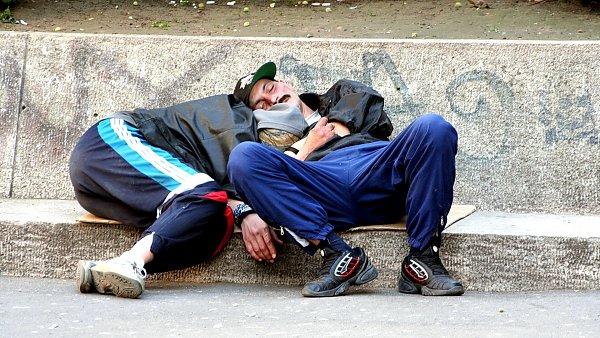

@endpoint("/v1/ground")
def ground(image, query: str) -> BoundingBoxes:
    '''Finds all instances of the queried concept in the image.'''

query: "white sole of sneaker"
[90,267,144,299]
[75,260,95,293]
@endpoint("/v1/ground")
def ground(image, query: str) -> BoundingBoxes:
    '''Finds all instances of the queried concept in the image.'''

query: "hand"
[309,117,337,144]
[240,213,283,263]
[295,117,337,160]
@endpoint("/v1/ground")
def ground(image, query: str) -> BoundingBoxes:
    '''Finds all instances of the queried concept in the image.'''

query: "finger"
[241,226,263,261]
[259,229,277,262]
[250,228,273,262]
[245,239,261,261]
[251,237,270,262]
[316,117,328,127]
[244,236,262,261]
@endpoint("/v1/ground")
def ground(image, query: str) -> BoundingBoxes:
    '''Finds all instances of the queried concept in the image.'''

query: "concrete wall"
[0,32,598,214]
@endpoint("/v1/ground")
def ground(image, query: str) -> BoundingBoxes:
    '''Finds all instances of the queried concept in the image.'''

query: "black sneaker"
[398,245,464,296]
[301,247,378,297]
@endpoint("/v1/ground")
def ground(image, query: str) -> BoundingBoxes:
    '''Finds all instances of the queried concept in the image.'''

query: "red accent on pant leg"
[195,190,233,257]
[202,190,228,203]
[200,190,233,239]
[211,205,234,258]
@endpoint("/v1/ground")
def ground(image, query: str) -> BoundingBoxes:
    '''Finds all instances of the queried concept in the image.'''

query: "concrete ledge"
[445,212,600,291]
[1,32,599,215]
[1,199,598,292]
[2,33,598,294]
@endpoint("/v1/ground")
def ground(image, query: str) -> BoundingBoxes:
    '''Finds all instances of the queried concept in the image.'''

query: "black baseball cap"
[234,62,277,107]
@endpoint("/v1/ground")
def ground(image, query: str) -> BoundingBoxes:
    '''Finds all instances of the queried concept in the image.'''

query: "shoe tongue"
[425,245,439,255]
[321,246,339,257]
[412,245,438,257]
[318,247,344,276]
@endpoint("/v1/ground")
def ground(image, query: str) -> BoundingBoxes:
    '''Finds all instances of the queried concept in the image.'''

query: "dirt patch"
[2,0,599,40]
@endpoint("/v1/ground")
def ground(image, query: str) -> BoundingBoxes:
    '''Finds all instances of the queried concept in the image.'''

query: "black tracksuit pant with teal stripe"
[69,118,233,273]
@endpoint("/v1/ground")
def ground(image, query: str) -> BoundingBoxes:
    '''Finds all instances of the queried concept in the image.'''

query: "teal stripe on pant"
[97,118,197,191]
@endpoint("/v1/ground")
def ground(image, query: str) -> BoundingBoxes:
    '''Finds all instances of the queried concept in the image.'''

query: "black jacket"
[112,80,393,196]
[113,94,257,197]
[300,79,393,161]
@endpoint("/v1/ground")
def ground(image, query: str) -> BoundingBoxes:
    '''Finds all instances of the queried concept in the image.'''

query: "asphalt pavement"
[1,276,599,337]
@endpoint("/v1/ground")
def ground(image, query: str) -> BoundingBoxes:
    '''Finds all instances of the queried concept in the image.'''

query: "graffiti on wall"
[279,52,516,160]
[446,69,514,161]
[278,50,598,159]
[539,83,599,145]
[3,44,600,159]
[279,51,426,121]
[1,39,599,205]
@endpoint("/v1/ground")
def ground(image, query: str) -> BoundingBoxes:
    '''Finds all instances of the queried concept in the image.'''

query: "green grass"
[1,7,14,23]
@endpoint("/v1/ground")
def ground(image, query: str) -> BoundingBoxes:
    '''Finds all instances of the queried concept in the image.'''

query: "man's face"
[248,79,302,111]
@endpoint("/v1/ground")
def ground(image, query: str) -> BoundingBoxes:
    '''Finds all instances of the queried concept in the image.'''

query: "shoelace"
[132,263,147,279]
[414,254,449,276]
[317,249,343,277]
[108,258,147,279]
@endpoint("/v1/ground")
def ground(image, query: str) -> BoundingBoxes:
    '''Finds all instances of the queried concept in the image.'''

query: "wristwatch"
[232,203,255,227]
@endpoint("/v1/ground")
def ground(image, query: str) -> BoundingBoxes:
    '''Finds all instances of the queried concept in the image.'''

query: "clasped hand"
[239,213,283,263]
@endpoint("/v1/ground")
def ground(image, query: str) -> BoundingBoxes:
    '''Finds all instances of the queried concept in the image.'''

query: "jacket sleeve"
[126,94,257,198]
[320,79,393,140]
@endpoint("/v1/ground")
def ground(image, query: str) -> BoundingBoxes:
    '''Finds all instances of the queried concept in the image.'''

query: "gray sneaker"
[76,260,97,293]
[90,257,147,299]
